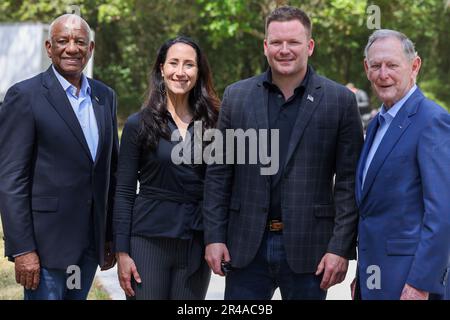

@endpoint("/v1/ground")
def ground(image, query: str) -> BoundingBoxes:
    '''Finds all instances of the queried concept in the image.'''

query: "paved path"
[95,261,356,300]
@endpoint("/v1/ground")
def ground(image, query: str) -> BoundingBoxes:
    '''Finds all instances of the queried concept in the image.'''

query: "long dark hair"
[139,36,220,150]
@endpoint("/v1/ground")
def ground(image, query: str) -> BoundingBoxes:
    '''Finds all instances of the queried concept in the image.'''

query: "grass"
[88,279,111,300]
[0,218,110,300]
[0,221,22,300]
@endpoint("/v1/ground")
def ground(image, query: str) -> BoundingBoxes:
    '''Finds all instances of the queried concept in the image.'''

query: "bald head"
[48,14,91,41]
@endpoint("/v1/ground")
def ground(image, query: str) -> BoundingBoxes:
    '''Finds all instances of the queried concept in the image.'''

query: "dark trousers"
[225,231,327,300]
[129,236,210,300]
[24,215,98,300]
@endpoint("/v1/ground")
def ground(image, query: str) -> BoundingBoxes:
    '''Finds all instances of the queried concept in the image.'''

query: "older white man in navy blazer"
[0,14,118,300]
[355,29,450,300]
[203,6,364,300]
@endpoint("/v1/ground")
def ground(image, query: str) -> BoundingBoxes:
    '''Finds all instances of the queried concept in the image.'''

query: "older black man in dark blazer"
[0,14,118,300]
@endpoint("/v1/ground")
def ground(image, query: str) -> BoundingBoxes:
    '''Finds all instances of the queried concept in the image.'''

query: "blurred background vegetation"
[1,0,449,124]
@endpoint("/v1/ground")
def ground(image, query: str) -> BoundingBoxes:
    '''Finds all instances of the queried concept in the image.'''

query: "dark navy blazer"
[0,66,119,269]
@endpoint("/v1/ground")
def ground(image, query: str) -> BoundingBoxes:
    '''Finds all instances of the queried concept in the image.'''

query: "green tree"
[1,0,448,119]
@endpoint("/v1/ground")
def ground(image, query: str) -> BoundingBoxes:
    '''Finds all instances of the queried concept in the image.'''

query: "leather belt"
[268,219,283,232]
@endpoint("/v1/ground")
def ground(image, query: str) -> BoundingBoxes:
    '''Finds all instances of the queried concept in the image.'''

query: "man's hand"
[101,241,116,271]
[400,284,429,300]
[116,252,141,297]
[15,251,40,290]
[315,253,348,290]
[205,243,230,276]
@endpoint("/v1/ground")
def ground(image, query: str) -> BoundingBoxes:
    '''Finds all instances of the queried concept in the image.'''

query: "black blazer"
[0,66,119,269]
[203,68,364,273]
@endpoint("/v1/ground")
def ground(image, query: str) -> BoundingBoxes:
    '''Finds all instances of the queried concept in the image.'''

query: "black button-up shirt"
[263,67,310,220]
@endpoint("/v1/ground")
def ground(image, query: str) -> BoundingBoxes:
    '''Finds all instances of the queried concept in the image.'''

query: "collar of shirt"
[378,84,417,127]
[262,65,310,96]
[165,110,195,127]
[52,64,91,99]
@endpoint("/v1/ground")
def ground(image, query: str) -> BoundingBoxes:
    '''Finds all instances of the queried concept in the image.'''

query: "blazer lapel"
[254,79,269,131]
[360,89,424,204]
[356,117,379,206]
[284,72,323,169]
[42,67,92,161]
[252,79,270,180]
[89,81,105,165]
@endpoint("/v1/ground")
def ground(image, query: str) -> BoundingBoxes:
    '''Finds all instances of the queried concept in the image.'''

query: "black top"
[263,67,310,220]
[113,112,205,254]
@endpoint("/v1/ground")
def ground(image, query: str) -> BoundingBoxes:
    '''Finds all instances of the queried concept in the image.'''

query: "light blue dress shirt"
[52,65,99,161]
[362,85,417,187]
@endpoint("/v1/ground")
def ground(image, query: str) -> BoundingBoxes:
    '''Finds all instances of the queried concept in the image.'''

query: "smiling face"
[364,37,421,108]
[264,19,314,79]
[45,16,94,82]
[160,43,198,97]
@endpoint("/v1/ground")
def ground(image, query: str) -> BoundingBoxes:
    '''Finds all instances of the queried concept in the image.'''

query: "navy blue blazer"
[0,66,119,269]
[356,88,450,299]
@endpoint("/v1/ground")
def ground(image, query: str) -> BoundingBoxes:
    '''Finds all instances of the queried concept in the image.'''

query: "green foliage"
[197,0,266,44]
[421,79,450,111]
[302,0,369,86]
[1,0,449,122]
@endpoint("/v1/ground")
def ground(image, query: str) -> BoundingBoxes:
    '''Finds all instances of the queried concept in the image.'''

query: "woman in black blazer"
[113,36,219,299]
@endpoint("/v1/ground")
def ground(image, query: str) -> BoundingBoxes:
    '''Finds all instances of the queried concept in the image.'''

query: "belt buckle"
[269,219,283,232]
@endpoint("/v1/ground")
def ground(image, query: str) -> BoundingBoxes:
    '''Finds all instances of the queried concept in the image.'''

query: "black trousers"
[128,236,210,300]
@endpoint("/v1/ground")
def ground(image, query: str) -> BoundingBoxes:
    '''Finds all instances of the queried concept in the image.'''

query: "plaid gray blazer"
[203,68,364,273]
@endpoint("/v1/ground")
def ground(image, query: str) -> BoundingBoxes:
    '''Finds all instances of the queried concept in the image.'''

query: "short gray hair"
[48,14,91,41]
[364,29,417,60]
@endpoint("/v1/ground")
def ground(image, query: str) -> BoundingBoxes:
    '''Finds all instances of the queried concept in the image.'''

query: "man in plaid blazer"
[203,6,363,300]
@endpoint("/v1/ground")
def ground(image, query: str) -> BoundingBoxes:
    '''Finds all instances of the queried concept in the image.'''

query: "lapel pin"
[307,94,314,102]
[94,96,99,102]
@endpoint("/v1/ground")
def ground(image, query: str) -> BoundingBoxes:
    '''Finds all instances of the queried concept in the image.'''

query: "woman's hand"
[116,252,142,297]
